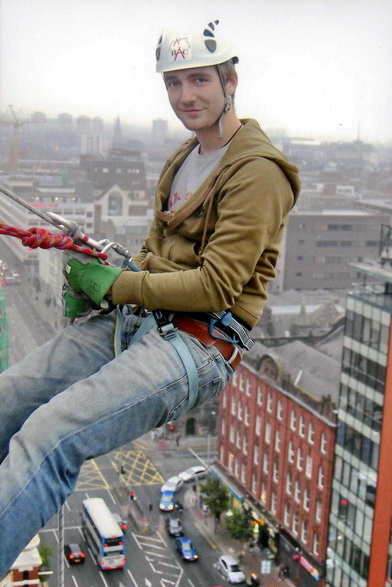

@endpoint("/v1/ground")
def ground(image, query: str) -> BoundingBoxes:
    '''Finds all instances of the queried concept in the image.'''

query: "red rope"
[0,222,108,261]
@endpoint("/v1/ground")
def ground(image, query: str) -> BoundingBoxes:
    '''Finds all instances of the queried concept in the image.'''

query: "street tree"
[199,476,230,527]
[225,509,254,543]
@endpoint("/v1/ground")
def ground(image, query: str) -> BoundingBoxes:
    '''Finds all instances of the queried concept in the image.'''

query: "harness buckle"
[153,309,178,339]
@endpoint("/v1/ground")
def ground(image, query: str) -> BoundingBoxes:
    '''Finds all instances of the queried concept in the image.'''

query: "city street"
[38,444,225,587]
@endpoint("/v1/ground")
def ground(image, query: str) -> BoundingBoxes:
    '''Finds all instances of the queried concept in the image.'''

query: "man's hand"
[62,284,94,319]
[64,257,123,306]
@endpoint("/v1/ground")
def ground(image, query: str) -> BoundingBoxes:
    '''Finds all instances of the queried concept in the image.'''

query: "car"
[178,465,207,482]
[217,554,246,584]
[161,475,184,493]
[159,489,176,512]
[174,536,199,561]
[165,516,184,537]
[111,511,128,532]
[64,543,86,564]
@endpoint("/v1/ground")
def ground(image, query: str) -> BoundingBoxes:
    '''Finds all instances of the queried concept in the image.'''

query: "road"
[39,446,224,587]
[2,239,229,587]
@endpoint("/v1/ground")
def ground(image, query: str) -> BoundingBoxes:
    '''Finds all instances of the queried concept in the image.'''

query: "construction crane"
[0,105,46,173]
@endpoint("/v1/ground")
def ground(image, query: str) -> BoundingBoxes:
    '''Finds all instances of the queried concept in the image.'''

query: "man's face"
[163,66,225,132]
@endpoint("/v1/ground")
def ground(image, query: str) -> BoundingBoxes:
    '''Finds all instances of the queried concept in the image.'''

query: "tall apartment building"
[326,256,392,586]
[216,341,339,587]
[271,210,390,293]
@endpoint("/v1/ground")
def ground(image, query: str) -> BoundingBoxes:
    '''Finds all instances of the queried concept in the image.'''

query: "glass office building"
[327,259,392,587]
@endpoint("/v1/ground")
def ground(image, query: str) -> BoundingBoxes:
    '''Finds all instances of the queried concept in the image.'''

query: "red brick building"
[215,341,339,587]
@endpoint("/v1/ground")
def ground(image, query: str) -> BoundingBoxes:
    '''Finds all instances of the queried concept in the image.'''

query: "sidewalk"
[184,487,292,587]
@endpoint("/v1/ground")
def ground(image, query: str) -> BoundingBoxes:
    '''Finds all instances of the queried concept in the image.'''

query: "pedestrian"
[0,18,300,575]
[175,434,181,447]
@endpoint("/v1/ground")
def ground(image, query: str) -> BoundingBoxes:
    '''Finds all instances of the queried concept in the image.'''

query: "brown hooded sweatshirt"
[112,118,301,329]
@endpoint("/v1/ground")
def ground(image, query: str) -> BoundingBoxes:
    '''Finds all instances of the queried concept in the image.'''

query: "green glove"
[64,258,122,306]
[62,284,93,319]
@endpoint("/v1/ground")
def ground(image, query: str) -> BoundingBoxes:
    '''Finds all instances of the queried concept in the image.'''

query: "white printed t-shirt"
[167,143,231,212]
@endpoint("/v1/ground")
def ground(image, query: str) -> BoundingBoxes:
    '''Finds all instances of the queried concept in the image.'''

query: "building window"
[313,533,319,555]
[297,448,303,470]
[241,464,246,483]
[320,432,327,454]
[221,418,225,435]
[318,466,324,488]
[290,409,297,431]
[305,455,313,478]
[235,458,239,477]
[299,416,305,437]
[288,442,294,463]
[245,378,252,396]
[257,386,263,406]
[236,430,241,449]
[294,479,301,502]
[253,445,259,465]
[252,473,257,494]
[238,402,243,421]
[261,483,267,505]
[239,372,245,392]
[267,393,273,413]
[244,407,250,427]
[303,487,310,511]
[229,425,235,443]
[273,460,279,483]
[243,436,248,455]
[255,415,261,436]
[265,422,271,444]
[275,430,281,452]
[316,499,322,522]
[308,422,315,444]
[271,492,277,514]
[263,453,269,474]
[284,504,290,526]
[222,392,227,408]
[277,400,283,420]
[301,520,308,544]
[286,472,292,495]
[228,453,234,473]
[292,511,299,536]
[231,398,236,416]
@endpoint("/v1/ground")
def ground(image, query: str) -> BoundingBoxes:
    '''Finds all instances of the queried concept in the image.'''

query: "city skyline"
[0,0,392,144]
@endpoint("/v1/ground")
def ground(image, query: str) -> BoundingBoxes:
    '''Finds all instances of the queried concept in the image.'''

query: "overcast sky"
[0,0,391,142]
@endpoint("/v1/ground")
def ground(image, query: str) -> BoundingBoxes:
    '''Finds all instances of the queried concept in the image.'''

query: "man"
[0,20,300,574]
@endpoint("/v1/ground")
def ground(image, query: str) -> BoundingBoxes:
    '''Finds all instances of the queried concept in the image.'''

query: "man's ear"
[225,72,238,96]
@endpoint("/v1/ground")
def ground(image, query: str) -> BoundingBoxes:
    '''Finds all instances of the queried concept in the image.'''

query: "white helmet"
[155,20,238,73]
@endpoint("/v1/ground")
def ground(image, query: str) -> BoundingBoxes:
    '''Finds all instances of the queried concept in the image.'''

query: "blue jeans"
[0,310,233,574]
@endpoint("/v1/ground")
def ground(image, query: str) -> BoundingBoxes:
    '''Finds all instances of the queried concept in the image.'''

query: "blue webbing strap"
[113,260,199,411]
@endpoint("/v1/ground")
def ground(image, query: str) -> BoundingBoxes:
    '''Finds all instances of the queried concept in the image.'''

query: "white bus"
[81,498,126,570]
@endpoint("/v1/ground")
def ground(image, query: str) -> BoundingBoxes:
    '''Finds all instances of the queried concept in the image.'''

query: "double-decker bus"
[81,497,126,570]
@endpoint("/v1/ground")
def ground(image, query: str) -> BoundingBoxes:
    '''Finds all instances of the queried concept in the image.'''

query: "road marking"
[99,571,110,587]
[75,459,109,491]
[71,575,79,587]
[111,449,165,486]
[127,569,139,586]
[107,487,116,504]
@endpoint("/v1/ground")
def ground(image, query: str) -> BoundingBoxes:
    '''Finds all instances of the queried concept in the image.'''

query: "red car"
[64,543,86,564]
